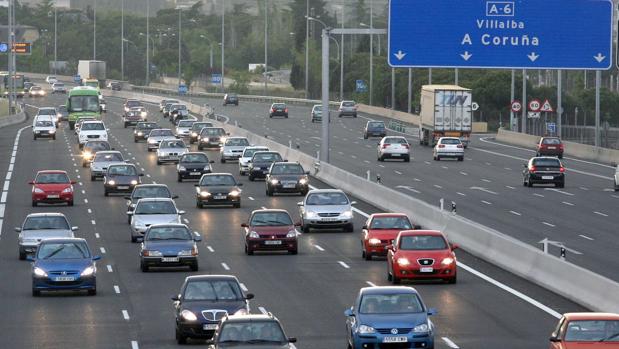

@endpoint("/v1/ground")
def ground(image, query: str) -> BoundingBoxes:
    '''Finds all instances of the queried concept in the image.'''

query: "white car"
[35,108,59,127]
[45,76,58,84]
[220,137,250,163]
[238,146,268,175]
[147,129,177,151]
[377,136,410,162]
[614,165,618,191]
[129,198,185,242]
[433,137,464,161]
[157,139,188,164]
[32,117,56,140]
[51,83,66,94]
[90,151,125,180]
[175,119,196,138]
[78,121,108,148]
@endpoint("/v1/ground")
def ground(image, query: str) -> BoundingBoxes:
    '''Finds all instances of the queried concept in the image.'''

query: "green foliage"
[228,71,250,94]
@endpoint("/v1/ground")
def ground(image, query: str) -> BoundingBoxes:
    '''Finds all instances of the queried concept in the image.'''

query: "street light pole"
[121,0,124,81]
[93,0,96,59]
[199,35,213,69]
[304,0,309,99]
[146,0,149,85]
[340,6,344,100]
[369,0,373,105]
[264,0,268,96]
[221,1,225,91]
[178,7,182,88]
[54,2,57,75]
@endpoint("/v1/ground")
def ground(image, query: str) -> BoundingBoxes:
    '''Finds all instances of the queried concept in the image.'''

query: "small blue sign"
[388,0,613,70]
[546,122,556,135]
[73,75,81,83]
[355,80,367,93]
[211,74,222,84]
[178,84,187,95]
[0,43,8,53]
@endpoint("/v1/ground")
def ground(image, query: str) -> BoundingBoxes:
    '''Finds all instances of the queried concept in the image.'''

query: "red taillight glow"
[402,144,409,149]
[382,144,389,149]
[271,108,276,112]
[284,108,288,113]
[559,167,565,173]
[529,166,537,172]
[438,144,445,148]
[457,144,463,148]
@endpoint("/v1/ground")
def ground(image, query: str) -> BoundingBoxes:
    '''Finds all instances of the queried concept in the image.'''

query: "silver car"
[90,151,125,181]
[338,100,357,118]
[220,137,250,163]
[15,213,77,260]
[129,198,185,242]
[377,136,411,162]
[239,146,269,175]
[157,139,188,164]
[147,128,177,151]
[298,189,355,233]
[175,119,196,138]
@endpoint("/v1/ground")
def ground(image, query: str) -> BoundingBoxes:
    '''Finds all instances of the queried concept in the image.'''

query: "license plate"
[265,240,282,245]
[214,195,226,200]
[391,153,401,156]
[548,147,556,149]
[118,186,129,190]
[420,267,434,273]
[383,336,408,343]
[54,276,75,282]
[262,170,269,174]
[190,172,201,175]
[321,217,338,222]
[162,257,179,262]
[542,176,554,180]
[203,324,218,330]
[283,183,296,188]
[47,195,60,198]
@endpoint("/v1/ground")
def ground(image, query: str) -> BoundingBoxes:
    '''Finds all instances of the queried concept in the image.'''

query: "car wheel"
[392,275,401,284]
[68,200,74,207]
[558,154,563,159]
[344,223,354,233]
[221,158,226,164]
[52,135,56,140]
[197,145,203,150]
[140,263,149,272]
[32,200,37,207]
[233,202,241,208]
[196,201,203,209]
[104,190,109,197]
[266,187,273,196]
[249,174,255,182]
[19,250,26,260]
[447,274,457,284]
[157,160,161,165]
[90,175,96,181]
[87,288,97,296]
[364,250,372,261]
[124,122,127,128]
[363,134,368,139]
[557,181,565,188]
[535,152,540,157]
[177,175,182,183]
[378,154,384,162]
[404,155,410,162]
[245,245,254,255]
[527,177,533,187]
[176,328,187,345]
[387,267,393,281]
[33,135,37,140]
[289,249,298,255]
[190,262,199,271]
[458,156,464,162]
[32,289,41,297]
[302,224,310,234]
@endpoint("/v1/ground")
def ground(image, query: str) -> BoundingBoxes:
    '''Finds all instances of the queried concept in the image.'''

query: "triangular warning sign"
[540,99,554,112]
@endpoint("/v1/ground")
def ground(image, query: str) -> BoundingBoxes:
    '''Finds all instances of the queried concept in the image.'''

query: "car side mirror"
[297,202,304,206]
[294,222,301,227]
[92,255,102,261]
[193,233,202,242]
[139,173,144,176]
[126,211,134,215]
[172,195,179,199]
[194,184,200,187]
[344,307,354,317]
[241,223,248,228]
[209,160,215,164]
[450,243,459,251]
[549,336,560,342]
[171,295,180,301]
[427,308,438,316]
[14,227,21,232]
[283,159,288,162]
[26,255,34,261]
[111,147,116,150]
[523,163,528,167]
[178,210,186,215]
[288,338,297,343]
[70,180,77,184]
[226,132,230,136]
[247,160,252,163]
[28,180,34,185]
[305,171,310,175]
[413,224,422,230]
[124,196,131,200]
[72,226,79,231]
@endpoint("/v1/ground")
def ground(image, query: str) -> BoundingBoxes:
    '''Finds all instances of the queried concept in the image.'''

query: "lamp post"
[305,0,309,99]
[359,22,373,105]
[93,0,96,59]
[199,35,214,69]
[177,7,182,88]
[221,0,225,91]
[146,0,149,85]
[53,2,57,74]
[264,0,268,96]
[121,0,124,80]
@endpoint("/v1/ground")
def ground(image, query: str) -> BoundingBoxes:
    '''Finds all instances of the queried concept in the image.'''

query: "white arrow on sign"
[471,102,479,111]
[594,53,606,62]
[394,50,407,60]
[460,51,472,61]
[527,52,539,62]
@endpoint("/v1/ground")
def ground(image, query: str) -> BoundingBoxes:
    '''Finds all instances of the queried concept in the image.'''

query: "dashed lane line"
[114,285,120,294]
[221,262,230,270]
[122,310,130,320]
[338,261,351,269]
[314,245,325,251]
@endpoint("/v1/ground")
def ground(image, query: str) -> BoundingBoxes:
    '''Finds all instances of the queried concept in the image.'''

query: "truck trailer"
[418,85,472,148]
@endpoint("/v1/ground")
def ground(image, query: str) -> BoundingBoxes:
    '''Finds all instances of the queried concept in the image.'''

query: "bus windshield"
[69,95,99,113]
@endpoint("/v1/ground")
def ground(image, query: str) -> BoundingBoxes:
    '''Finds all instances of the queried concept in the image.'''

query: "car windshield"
[39,109,56,115]
[192,123,213,131]
[370,216,412,230]
[183,280,243,301]
[172,105,187,110]
[384,137,408,144]
[243,148,268,157]
[202,128,226,136]
[226,138,249,146]
[440,138,461,145]
[146,226,192,241]
[135,201,177,215]
[69,95,99,112]
[126,100,141,107]
[150,129,174,137]
[37,242,90,259]
[94,153,123,162]
[273,103,285,108]
[161,140,186,148]
[542,138,562,145]
[178,120,194,127]
[250,212,293,226]
[342,101,355,107]
[85,142,111,151]
[306,192,349,205]
[35,120,53,127]
[31,87,41,91]
[54,83,64,87]
[313,105,322,111]
[132,186,171,199]
[24,216,70,230]
[36,173,70,184]
[564,320,619,342]
[81,122,105,131]
[368,122,385,129]
[108,165,137,176]
[400,235,448,250]
[138,123,158,129]
[253,153,282,162]
[533,159,561,167]
[270,164,304,175]
[181,154,208,163]
[359,293,423,314]
[200,175,236,186]
[218,321,287,343]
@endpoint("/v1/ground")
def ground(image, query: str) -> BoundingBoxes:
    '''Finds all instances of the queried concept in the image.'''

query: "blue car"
[139,224,201,272]
[29,238,101,296]
[345,286,436,349]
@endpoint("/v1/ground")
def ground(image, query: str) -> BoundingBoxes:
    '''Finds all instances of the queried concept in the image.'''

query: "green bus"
[67,86,101,130]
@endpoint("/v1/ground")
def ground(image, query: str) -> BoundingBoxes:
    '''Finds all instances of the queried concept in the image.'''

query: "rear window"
[126,100,142,107]
[178,120,194,127]
[38,109,56,115]
[253,152,283,162]
[440,138,461,145]
[368,122,385,129]
[202,128,226,136]
[384,138,408,144]
[533,158,561,167]
[272,103,285,108]
[542,138,561,145]
[342,101,355,107]
[94,153,123,162]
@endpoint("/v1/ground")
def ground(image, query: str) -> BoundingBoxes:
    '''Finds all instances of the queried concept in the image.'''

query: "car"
[363,120,387,139]
[175,119,195,138]
[36,107,59,127]
[188,121,214,144]
[345,286,436,349]
[298,189,355,233]
[30,238,101,296]
[220,137,250,163]
[129,198,185,242]
[170,104,190,124]
[173,275,254,344]
[90,150,125,180]
[74,117,97,134]
[549,312,619,348]
[242,209,299,255]
[377,136,411,162]
[209,314,296,348]
[248,151,284,181]
[157,139,189,164]
[45,75,58,84]
[163,102,179,118]
[197,127,228,150]
[265,162,310,196]
[124,99,143,113]
[78,121,108,148]
[57,104,69,122]
[160,99,179,112]
[109,81,122,91]
[51,82,66,94]
[614,165,619,192]
[361,213,419,260]
[29,85,46,97]
[523,156,565,188]
[195,173,243,208]
[537,137,564,158]
[29,170,76,206]
[32,117,56,140]
[269,103,288,118]
[133,121,159,142]
[239,146,269,175]
[103,163,143,196]
[387,230,458,284]
[125,184,176,223]
[177,152,214,182]
[433,137,464,161]
[338,100,358,117]
[23,81,34,92]
[123,107,148,127]
[223,93,239,106]
[139,224,201,271]
[15,213,77,260]
[81,140,112,167]
[311,104,324,123]
[147,128,177,151]
[98,95,107,113]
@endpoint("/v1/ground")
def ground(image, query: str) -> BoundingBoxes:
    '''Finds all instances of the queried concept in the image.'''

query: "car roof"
[360,286,420,295]
[531,156,561,161]
[370,213,408,218]
[183,152,207,156]
[136,197,175,203]
[26,212,67,218]
[96,151,122,155]
[222,314,277,323]
[563,313,619,321]
[37,170,68,174]
[397,230,443,237]
[438,137,460,141]
[203,172,234,177]
[147,223,188,229]
[39,237,87,244]
[151,128,172,132]
[244,146,268,150]
[185,274,239,282]
[135,183,168,188]
[108,163,135,168]
[272,161,300,166]
[251,208,290,215]
[307,188,345,194]
[82,120,104,124]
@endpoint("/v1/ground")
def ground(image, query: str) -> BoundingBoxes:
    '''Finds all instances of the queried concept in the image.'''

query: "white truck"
[78,60,106,87]
[418,85,472,148]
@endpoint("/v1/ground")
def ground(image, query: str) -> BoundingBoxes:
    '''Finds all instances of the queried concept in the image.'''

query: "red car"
[537,137,564,158]
[242,209,299,255]
[549,312,619,348]
[30,170,76,207]
[387,230,457,284]
[361,213,418,260]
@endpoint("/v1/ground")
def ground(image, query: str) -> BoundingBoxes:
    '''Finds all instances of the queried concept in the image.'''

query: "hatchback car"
[177,152,214,182]
[195,173,243,208]
[36,107,59,127]
[220,137,250,163]
[157,139,189,164]
[223,93,239,106]
[433,137,464,161]
[173,275,254,344]
[78,121,108,148]
[51,82,66,94]
[361,213,418,260]
[239,146,269,176]
[32,118,56,140]
[30,170,76,206]
[81,140,112,167]
[537,137,564,158]
[338,100,358,117]
[188,122,214,144]
[30,238,101,296]
[210,314,296,348]
[387,230,458,284]
[363,121,387,139]
[129,198,185,242]
[269,103,288,118]
[160,99,179,112]
[345,286,436,349]
[197,127,228,150]
[265,162,309,196]
[90,151,125,180]
[378,136,411,162]
[133,121,159,142]
[176,119,196,138]
[298,189,355,233]
[311,104,326,123]
[549,312,619,348]
[147,128,177,151]
[248,151,284,181]
[523,157,565,188]
[139,224,201,271]
[16,213,77,260]
[242,209,299,255]
[125,184,176,223]
[103,163,143,196]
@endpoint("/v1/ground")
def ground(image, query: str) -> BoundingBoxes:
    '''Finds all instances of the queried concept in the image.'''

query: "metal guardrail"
[388,120,407,133]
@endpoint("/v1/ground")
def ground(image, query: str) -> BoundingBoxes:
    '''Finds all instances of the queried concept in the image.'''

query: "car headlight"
[397,258,410,266]
[108,180,116,186]
[35,130,40,133]
[141,112,147,118]
[200,191,211,197]
[180,310,198,321]
[305,211,318,218]
[286,230,297,238]
[203,137,210,142]
[130,180,138,185]
[124,107,129,112]
[299,178,309,185]
[191,132,197,137]
[148,139,157,144]
[203,165,210,171]
[441,257,455,265]
[80,265,96,276]
[249,231,260,238]
[33,267,48,277]
[269,179,279,185]
[358,325,375,334]
[62,187,73,193]
[34,187,44,193]
[229,190,240,197]
[340,210,353,219]
[178,250,193,256]
[49,129,56,134]
[137,132,143,136]
[178,166,186,171]
[368,238,381,245]
[220,137,227,143]
[83,151,93,159]
[413,323,429,333]
[143,250,162,257]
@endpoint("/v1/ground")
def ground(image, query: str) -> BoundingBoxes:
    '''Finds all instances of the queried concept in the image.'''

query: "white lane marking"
[114,285,120,294]
[81,190,86,194]
[505,185,515,189]
[248,196,255,201]
[459,171,468,176]
[146,174,151,178]
[533,193,544,198]
[207,246,215,252]
[366,281,377,287]
[258,307,268,315]
[261,206,268,210]
[424,161,431,165]
[562,201,574,206]
[95,233,100,239]
[351,155,357,159]
[441,166,448,169]
[84,198,89,203]
[442,337,460,349]
[378,164,385,168]
[122,310,130,320]
[5,171,12,180]
[485,162,492,166]
[338,261,351,269]
[88,208,92,213]
[594,211,608,217]
[545,188,574,196]
[481,200,492,205]
[458,262,562,318]
[100,247,106,254]
[433,184,443,189]
[394,170,403,175]
[9,157,15,164]
[221,262,230,270]
[456,192,466,196]
[240,283,248,292]
[364,160,371,164]
[413,178,421,182]
[140,167,145,171]
[481,178,491,183]
[352,207,369,218]
[7,164,13,171]
[0,191,6,203]
[509,211,522,216]
[131,341,139,349]
[91,220,96,225]
[314,245,325,251]
[504,167,512,171]
[542,222,556,227]
[3,181,9,191]
[579,234,594,241]
[613,195,619,199]
[107,265,113,272]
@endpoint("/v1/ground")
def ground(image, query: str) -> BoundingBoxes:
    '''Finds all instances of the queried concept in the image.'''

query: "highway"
[0,92,588,348]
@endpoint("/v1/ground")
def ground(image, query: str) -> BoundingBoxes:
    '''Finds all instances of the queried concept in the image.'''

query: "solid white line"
[0,192,6,203]
[561,201,575,206]
[481,200,492,205]
[338,261,351,269]
[239,283,248,292]
[579,234,594,241]
[122,310,130,320]
[456,192,466,196]
[131,341,139,349]
[100,247,106,254]
[504,167,512,171]
[107,265,113,272]
[114,285,120,294]
[258,307,268,315]
[594,211,608,217]
[442,337,460,349]
[95,233,100,239]
[221,262,230,270]
[248,196,255,200]
[542,222,556,227]
[3,181,9,191]
[207,246,214,252]
[366,281,377,287]
[314,245,325,251]
[509,211,522,216]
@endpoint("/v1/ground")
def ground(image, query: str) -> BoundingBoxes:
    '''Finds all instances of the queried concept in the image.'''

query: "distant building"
[0,25,40,42]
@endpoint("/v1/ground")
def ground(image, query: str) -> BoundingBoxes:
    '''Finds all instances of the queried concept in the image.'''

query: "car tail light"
[402,144,409,149]
[529,166,537,173]
[284,108,288,113]
[559,144,564,149]
[271,108,276,112]
[559,167,565,173]
[382,144,389,149]
[457,144,463,148]
[438,144,445,148]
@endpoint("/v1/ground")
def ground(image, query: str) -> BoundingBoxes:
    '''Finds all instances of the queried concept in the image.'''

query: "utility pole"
[264,0,268,96]
[340,5,344,100]
[7,0,14,113]
[369,0,373,105]
[93,0,96,59]
[54,2,57,75]
[178,7,182,88]
[221,1,225,91]
[521,69,527,133]
[146,0,150,85]
[121,0,124,81]
[304,0,309,99]
[510,69,515,130]
[407,68,412,113]
[557,70,562,137]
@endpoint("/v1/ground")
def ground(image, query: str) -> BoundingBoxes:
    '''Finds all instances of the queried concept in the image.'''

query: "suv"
[536,137,564,158]
[433,137,464,161]
[265,162,309,196]
[363,120,386,139]
[78,121,108,148]
[124,99,143,113]
[522,156,565,188]
[210,314,296,348]
[223,93,239,106]
[269,103,288,118]
[123,107,147,127]
[298,189,355,233]
[377,136,411,162]
[338,100,357,118]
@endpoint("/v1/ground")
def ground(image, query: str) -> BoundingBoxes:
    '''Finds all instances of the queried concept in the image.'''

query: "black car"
[223,93,239,106]
[124,107,147,127]
[189,122,214,144]
[170,104,190,124]
[248,151,284,181]
[139,224,201,271]
[110,82,122,91]
[269,103,288,118]
[210,314,296,348]
[57,105,69,122]
[197,127,228,150]
[163,102,177,118]
[103,164,144,196]
[177,152,214,182]
[523,157,565,188]
[81,140,112,167]
[266,162,310,196]
[363,120,387,139]
[173,275,254,344]
[125,184,176,223]
[23,81,34,92]
[134,122,159,142]
[195,173,243,208]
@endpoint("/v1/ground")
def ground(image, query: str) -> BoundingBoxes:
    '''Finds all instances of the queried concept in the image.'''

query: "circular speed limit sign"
[511,100,522,113]
[528,99,541,112]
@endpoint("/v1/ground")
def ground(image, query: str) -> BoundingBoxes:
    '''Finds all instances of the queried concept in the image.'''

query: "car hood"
[79,130,106,136]
[35,258,93,271]
[180,162,208,169]
[199,185,237,193]
[21,229,74,241]
[223,146,246,152]
[143,240,194,253]
[34,126,55,131]
[252,161,277,167]
[34,183,71,191]
[366,229,403,240]
[214,343,291,349]
[305,204,350,214]
[106,174,139,184]
[358,312,429,329]
[395,249,452,262]
[133,214,180,225]
[182,300,247,318]
[251,226,294,236]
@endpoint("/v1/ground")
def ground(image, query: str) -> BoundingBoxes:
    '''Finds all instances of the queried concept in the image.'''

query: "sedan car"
[311,104,323,123]
[177,152,214,182]
[197,127,228,150]
[239,146,269,176]
[103,163,143,196]
[265,162,309,196]
[160,99,179,112]
[345,286,436,349]
[16,213,77,260]
[176,119,196,138]
[81,140,112,167]
[220,137,250,163]
[209,314,296,348]
[90,151,125,181]
[363,121,386,139]
[188,122,214,144]
[195,173,243,208]
[51,82,66,94]
[362,213,418,260]
[124,99,143,113]
[523,157,565,188]
[147,128,177,151]
[129,198,185,242]
[243,209,299,255]
[57,104,69,123]
[139,224,201,271]
[163,102,178,118]
[29,85,46,97]
[298,189,355,233]
[173,275,254,344]
[269,103,288,118]
[133,121,159,142]
[30,238,101,296]
[248,151,284,181]
[125,184,176,223]
[387,230,458,284]
[378,136,411,162]
[338,100,358,118]
[433,137,464,161]
[30,170,76,206]
[537,137,564,158]
[223,93,239,106]
[549,312,619,348]
[157,139,189,164]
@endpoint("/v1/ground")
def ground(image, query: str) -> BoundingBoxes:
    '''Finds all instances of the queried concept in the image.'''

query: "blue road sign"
[388,0,613,70]
[74,75,81,83]
[355,80,367,93]
[178,84,187,95]
[211,74,222,84]
[0,43,8,53]
[546,122,556,135]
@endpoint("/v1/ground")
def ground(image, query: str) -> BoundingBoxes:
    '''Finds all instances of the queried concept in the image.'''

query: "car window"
[253,153,282,162]
[132,186,171,199]
[178,120,194,127]
[24,216,70,230]
[250,212,293,226]
[192,122,213,131]
[400,235,447,250]
[384,138,407,144]
[35,120,54,127]
[359,293,423,314]
[271,164,304,175]
[183,280,243,301]
[36,173,70,184]
[181,154,208,163]
[200,175,236,186]
[542,138,561,145]
[218,321,286,343]
[313,106,322,111]
[243,148,268,157]
[126,100,142,108]
[58,105,67,112]
[564,320,619,342]
[368,122,385,128]
[39,109,56,115]
[146,226,192,241]
[225,138,249,146]
[37,242,90,259]
[532,158,561,167]
[81,122,105,131]
[161,140,186,148]
[342,101,355,107]
[108,165,137,176]
[202,128,226,136]
[135,201,177,214]
[94,153,123,162]
[369,216,412,230]
[150,129,174,137]
[172,104,187,110]
[440,138,461,145]
[305,192,349,205]
[69,95,99,112]
[85,142,111,151]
